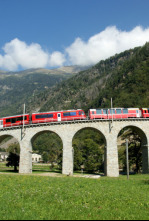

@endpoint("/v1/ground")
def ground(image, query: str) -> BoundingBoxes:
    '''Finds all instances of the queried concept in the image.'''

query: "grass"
[0,173,148,220]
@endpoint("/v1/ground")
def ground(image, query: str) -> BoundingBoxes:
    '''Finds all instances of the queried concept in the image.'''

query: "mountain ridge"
[26,45,141,114]
[0,66,88,117]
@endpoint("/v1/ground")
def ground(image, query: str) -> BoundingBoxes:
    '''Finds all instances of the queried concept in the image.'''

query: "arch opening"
[0,135,20,172]
[31,130,63,173]
[117,126,148,174]
[72,127,107,175]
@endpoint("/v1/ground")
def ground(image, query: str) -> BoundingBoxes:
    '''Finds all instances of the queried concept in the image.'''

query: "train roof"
[89,108,140,110]
[32,109,84,114]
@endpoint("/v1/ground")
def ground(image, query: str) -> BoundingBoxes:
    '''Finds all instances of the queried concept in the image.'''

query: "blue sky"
[0,0,149,71]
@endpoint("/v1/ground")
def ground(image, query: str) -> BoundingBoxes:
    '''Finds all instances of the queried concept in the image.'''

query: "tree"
[73,129,105,173]
[6,143,20,172]
[6,152,20,172]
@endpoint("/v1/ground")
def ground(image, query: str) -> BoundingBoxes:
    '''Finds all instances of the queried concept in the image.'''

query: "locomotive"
[0,108,149,129]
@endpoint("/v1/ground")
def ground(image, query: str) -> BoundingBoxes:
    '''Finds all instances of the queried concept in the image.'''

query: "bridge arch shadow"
[117,125,148,174]
[72,127,107,176]
[30,130,63,173]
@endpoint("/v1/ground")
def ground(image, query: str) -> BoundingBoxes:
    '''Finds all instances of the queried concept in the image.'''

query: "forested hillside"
[27,43,149,114]
[0,66,87,117]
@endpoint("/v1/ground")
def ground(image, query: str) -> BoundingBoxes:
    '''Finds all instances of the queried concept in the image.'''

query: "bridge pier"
[62,138,74,176]
[105,134,119,177]
[19,139,32,174]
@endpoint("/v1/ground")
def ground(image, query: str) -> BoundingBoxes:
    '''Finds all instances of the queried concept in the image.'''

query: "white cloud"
[49,51,66,67]
[0,38,65,71]
[66,26,149,66]
[0,39,49,71]
[0,26,149,71]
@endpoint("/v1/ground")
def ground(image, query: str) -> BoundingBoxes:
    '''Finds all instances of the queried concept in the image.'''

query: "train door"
[0,120,3,129]
[58,113,61,122]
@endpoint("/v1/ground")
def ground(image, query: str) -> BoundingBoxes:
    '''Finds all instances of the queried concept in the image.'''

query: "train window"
[12,118,17,123]
[123,109,128,114]
[116,109,122,114]
[110,109,115,114]
[148,109,149,113]
[6,119,11,123]
[81,112,85,115]
[92,111,95,114]
[36,114,53,119]
[97,110,102,114]
[70,112,77,116]
[103,110,107,115]
[63,112,70,117]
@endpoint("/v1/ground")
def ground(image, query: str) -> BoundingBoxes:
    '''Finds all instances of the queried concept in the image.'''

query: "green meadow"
[0,174,148,220]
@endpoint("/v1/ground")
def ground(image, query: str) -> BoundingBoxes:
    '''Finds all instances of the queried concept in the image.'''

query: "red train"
[89,108,142,119]
[32,109,86,124]
[0,109,86,128]
[0,108,149,129]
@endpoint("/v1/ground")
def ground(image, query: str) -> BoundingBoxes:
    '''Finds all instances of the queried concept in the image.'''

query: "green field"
[0,173,148,220]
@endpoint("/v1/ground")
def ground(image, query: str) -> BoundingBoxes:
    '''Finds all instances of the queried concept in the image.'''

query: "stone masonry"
[0,119,149,177]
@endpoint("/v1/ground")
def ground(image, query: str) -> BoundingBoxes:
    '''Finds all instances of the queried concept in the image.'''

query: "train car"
[89,108,141,120]
[32,109,86,124]
[2,114,30,127]
[141,108,149,118]
[89,109,108,120]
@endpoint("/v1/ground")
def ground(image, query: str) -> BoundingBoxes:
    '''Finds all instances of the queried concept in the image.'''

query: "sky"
[0,0,149,71]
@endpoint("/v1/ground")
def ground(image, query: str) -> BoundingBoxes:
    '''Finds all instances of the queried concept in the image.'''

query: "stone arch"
[0,133,20,171]
[72,126,107,145]
[30,129,63,172]
[72,126,107,175]
[117,124,148,174]
[31,129,63,143]
[0,134,20,145]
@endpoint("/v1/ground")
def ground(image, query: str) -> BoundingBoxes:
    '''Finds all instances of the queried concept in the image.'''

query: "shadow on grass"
[0,169,18,173]
[32,169,62,174]
[143,180,149,185]
[74,170,105,176]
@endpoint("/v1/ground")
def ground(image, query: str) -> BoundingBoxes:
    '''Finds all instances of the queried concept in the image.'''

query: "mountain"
[0,66,88,117]
[26,43,148,114]
[1,42,149,118]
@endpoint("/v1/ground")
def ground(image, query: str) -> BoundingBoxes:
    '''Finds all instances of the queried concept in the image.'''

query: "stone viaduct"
[0,119,149,177]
